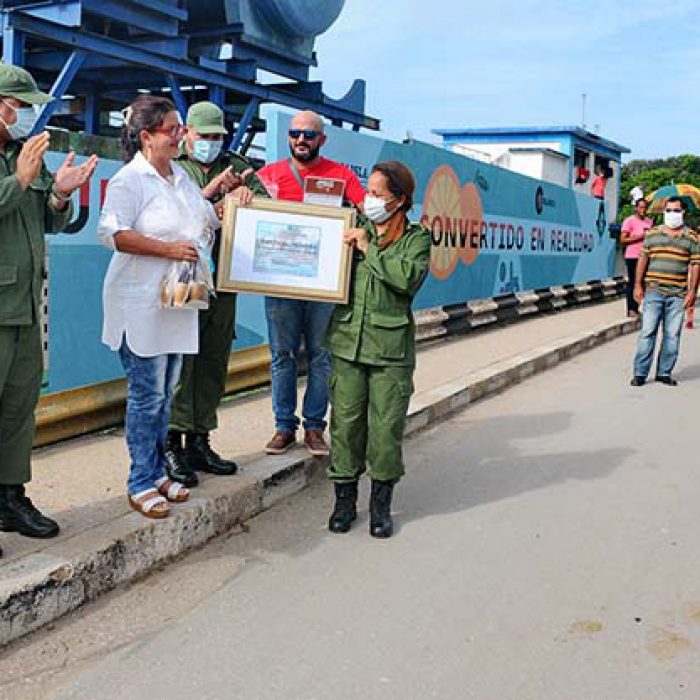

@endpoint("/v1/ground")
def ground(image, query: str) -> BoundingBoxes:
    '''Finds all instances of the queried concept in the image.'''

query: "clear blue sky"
[311,0,700,162]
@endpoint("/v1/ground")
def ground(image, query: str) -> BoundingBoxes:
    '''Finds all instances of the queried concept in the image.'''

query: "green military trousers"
[169,292,236,434]
[327,355,414,484]
[0,324,42,484]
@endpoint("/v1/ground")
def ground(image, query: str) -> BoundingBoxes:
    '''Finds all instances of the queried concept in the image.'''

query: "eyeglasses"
[152,124,185,137]
[665,208,683,213]
[288,129,320,140]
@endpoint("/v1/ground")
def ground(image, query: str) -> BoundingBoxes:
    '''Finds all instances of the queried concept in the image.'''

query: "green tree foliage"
[619,154,700,227]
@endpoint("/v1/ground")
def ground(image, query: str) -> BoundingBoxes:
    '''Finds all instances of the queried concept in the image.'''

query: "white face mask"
[664,210,684,229]
[192,139,222,164]
[1,100,38,140]
[364,195,397,223]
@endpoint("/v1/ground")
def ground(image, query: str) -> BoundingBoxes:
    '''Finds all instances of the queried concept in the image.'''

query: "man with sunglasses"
[256,111,364,456]
[165,101,268,487]
[630,196,700,387]
[0,65,98,553]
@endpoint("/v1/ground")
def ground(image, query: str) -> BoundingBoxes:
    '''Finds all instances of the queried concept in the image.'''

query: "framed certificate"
[217,196,356,303]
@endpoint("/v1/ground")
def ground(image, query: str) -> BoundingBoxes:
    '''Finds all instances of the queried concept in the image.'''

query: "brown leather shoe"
[264,431,296,455]
[304,429,330,457]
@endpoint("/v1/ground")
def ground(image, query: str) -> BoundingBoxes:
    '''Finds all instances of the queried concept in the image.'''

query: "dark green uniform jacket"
[325,216,431,483]
[0,140,74,325]
[325,218,431,367]
[169,150,267,434]
[0,140,73,485]
[175,150,268,203]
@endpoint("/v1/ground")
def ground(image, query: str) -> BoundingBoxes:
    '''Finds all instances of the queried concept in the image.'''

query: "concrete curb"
[0,315,639,648]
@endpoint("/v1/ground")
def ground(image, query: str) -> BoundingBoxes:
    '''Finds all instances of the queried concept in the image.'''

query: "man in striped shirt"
[630,197,700,386]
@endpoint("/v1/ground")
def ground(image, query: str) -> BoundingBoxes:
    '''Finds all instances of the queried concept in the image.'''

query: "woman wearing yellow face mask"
[325,161,431,538]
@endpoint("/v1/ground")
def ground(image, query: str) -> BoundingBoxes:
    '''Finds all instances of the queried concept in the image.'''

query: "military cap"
[186,101,227,135]
[0,64,53,104]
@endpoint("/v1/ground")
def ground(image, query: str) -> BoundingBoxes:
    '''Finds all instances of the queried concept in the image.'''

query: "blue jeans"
[633,289,685,378]
[118,339,183,495]
[264,297,334,433]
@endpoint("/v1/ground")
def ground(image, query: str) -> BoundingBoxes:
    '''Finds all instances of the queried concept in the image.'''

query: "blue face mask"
[1,101,38,140]
[192,139,222,164]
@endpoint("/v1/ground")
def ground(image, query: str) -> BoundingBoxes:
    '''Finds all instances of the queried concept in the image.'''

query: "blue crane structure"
[0,0,379,152]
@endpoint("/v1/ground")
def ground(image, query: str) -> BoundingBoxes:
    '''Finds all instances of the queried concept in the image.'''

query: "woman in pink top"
[620,198,653,318]
[591,169,608,199]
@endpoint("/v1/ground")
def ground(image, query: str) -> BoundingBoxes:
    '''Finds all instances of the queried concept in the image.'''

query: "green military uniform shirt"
[325,216,431,484]
[325,218,432,367]
[169,150,267,434]
[175,150,268,203]
[0,140,74,325]
[0,140,74,485]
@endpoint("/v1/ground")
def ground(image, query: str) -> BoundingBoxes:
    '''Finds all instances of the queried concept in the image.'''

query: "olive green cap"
[186,101,227,135]
[0,64,53,105]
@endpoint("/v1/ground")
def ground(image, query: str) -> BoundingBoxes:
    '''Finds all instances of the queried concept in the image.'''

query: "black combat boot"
[185,433,238,475]
[164,430,199,487]
[328,481,358,533]
[0,485,59,538]
[369,480,396,539]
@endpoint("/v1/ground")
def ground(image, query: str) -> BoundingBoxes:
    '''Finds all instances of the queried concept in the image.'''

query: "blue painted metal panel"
[164,74,187,119]
[81,0,182,35]
[19,0,82,27]
[434,125,630,155]
[32,48,86,133]
[84,92,99,134]
[39,114,616,396]
[229,97,259,151]
[1,18,25,65]
[5,11,378,129]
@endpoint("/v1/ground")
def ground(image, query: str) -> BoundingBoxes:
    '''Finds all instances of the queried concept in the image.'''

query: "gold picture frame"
[217,196,356,303]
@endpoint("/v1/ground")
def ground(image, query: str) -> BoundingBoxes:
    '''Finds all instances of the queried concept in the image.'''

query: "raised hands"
[54,151,99,197]
[15,132,50,189]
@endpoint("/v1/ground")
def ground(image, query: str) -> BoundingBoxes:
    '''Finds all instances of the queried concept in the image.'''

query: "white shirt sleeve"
[98,170,143,250]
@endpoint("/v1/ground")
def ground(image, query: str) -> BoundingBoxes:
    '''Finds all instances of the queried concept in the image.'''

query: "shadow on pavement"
[395,410,635,531]
[673,362,700,382]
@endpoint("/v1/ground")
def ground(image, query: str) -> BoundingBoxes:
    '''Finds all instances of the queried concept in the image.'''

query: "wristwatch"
[50,183,72,201]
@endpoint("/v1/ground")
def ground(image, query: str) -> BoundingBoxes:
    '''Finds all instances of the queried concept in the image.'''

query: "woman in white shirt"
[98,95,219,518]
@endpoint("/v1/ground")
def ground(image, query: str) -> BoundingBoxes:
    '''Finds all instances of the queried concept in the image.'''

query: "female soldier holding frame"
[325,161,431,538]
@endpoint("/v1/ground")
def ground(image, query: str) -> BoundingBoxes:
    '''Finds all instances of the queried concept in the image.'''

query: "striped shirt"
[641,226,700,296]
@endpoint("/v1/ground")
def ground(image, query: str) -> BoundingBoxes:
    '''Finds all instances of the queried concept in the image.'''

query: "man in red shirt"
[257,110,364,456]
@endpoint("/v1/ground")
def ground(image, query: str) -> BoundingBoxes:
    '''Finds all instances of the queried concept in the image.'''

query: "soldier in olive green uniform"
[326,161,430,538]
[166,102,268,487]
[0,65,98,552]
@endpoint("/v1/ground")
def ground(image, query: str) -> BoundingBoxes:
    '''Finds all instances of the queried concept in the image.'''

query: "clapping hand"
[16,132,50,189]
[54,151,99,197]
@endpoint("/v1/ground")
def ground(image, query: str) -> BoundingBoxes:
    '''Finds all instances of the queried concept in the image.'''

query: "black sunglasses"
[288,129,320,140]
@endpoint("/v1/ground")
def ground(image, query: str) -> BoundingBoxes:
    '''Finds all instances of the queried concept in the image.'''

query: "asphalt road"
[3,328,700,700]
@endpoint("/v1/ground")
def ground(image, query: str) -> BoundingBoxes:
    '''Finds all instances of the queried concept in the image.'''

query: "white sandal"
[128,488,169,519]
[155,477,190,503]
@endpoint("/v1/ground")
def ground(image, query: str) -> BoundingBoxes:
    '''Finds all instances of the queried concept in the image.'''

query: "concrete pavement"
[3,316,700,699]
[0,299,636,645]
